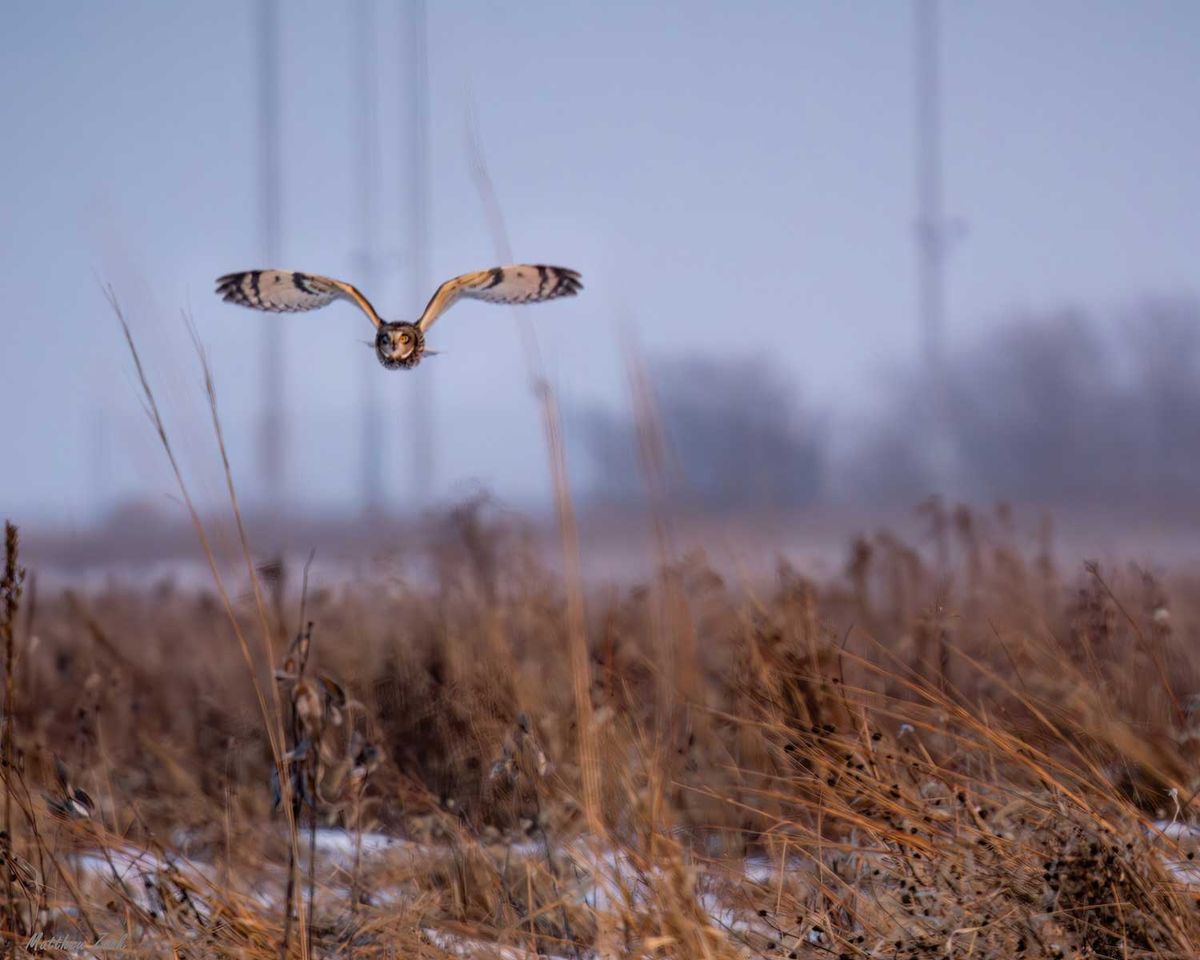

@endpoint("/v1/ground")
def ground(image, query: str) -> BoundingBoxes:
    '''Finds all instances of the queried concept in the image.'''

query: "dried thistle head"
[278,620,314,679]
[349,729,383,789]
[318,674,346,727]
[488,712,551,788]
[292,677,324,739]
[46,756,94,821]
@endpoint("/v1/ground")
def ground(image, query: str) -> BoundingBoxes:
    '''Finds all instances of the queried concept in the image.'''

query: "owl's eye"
[400,334,410,344]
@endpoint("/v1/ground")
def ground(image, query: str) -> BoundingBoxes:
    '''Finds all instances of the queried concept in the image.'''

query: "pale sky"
[1,1,1197,523]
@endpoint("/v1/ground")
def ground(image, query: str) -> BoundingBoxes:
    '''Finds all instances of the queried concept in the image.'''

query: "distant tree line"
[582,356,824,510]
[583,297,1200,510]
[872,296,1200,507]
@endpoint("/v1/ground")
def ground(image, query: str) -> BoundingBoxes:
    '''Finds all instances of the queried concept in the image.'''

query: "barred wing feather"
[417,265,582,332]
[214,270,383,328]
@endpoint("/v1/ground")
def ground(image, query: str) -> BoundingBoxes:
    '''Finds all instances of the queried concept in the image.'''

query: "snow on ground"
[65,821,1200,955]
[423,927,572,959]
[1150,820,1200,887]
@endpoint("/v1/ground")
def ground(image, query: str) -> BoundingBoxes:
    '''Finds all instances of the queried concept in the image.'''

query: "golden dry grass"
[4,496,1200,959]
[4,283,1200,958]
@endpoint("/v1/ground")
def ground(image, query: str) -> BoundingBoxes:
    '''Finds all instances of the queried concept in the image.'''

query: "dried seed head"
[293,678,324,738]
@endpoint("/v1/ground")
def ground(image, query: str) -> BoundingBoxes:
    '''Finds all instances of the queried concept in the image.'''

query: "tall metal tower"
[257,0,285,510]
[914,0,956,484]
[403,0,434,502]
[355,0,385,513]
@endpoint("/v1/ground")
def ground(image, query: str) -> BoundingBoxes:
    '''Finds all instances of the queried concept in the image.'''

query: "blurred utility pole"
[89,403,110,520]
[355,0,385,514]
[914,0,959,487]
[404,0,434,503]
[257,0,286,512]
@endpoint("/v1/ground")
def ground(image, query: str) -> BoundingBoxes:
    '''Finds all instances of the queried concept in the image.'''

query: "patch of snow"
[422,927,571,959]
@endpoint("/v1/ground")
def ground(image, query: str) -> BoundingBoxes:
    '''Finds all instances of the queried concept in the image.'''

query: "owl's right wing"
[214,270,383,329]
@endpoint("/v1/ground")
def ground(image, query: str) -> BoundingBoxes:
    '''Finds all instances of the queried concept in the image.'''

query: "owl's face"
[375,322,424,369]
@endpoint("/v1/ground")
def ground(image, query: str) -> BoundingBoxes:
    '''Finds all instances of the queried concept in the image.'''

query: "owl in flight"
[214,264,582,369]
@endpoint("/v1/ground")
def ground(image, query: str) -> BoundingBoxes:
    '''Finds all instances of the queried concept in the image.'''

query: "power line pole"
[914,0,956,486]
[404,0,434,503]
[257,0,285,512]
[355,0,385,514]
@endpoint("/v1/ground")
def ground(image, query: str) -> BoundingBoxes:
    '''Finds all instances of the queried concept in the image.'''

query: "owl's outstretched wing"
[416,265,582,332]
[215,270,383,329]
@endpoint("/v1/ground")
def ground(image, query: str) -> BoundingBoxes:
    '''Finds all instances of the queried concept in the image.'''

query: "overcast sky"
[2,1,1197,524]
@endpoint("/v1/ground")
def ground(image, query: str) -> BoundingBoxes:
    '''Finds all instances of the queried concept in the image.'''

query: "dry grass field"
[4,305,1200,959]
[4,492,1200,959]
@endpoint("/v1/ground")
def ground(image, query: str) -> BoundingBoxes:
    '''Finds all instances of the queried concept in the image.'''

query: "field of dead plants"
[0,293,1198,959]
[4,494,1200,959]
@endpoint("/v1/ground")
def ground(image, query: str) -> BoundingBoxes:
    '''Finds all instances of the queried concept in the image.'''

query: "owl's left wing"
[416,265,582,332]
